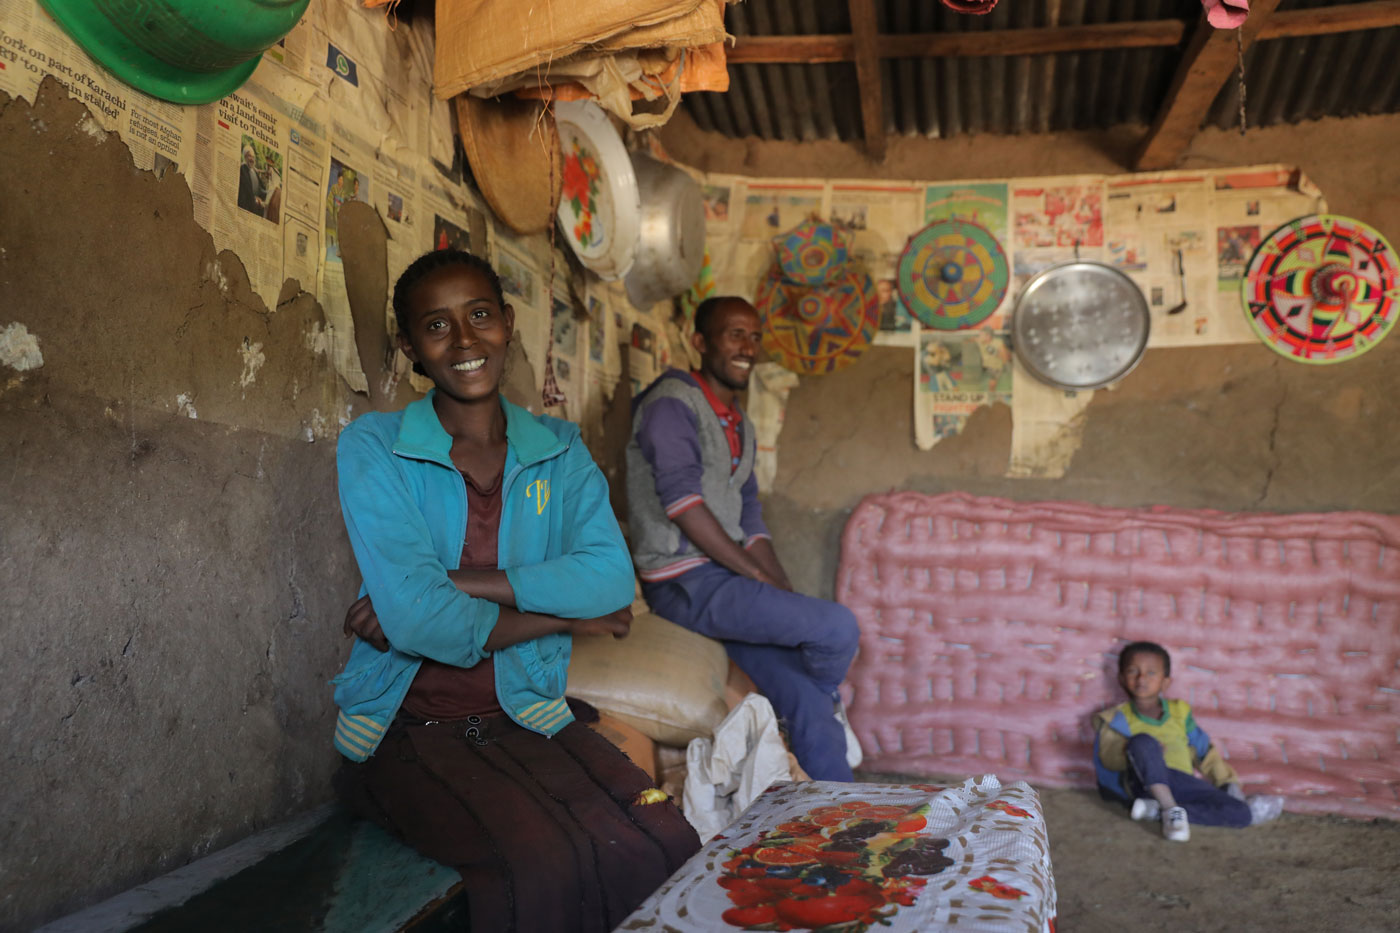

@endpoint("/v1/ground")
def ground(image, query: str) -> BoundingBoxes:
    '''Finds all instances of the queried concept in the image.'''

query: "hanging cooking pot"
[624,152,706,310]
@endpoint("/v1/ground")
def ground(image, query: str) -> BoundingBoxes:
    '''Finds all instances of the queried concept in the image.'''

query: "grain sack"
[567,611,728,746]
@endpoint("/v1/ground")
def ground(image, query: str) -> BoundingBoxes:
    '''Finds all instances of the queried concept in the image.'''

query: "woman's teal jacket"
[330,391,634,761]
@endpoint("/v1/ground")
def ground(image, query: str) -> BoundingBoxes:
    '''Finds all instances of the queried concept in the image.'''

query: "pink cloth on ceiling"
[1202,0,1249,29]
[941,0,999,14]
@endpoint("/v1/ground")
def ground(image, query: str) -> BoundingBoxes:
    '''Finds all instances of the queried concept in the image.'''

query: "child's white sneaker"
[1248,795,1285,825]
[1162,806,1190,842]
[1130,798,1160,821]
[834,702,862,769]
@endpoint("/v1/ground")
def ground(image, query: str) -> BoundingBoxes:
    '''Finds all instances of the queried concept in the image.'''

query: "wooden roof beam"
[728,20,1185,64]
[848,0,886,162]
[727,3,1400,65]
[1133,1,1283,172]
[1259,0,1400,39]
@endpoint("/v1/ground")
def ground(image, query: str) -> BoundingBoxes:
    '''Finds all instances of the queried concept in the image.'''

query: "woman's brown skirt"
[335,710,700,932]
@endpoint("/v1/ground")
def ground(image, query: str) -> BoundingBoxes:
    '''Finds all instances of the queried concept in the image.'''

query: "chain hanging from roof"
[1236,27,1249,136]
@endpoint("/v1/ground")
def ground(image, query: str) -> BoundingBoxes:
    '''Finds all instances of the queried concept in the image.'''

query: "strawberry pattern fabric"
[619,776,1056,932]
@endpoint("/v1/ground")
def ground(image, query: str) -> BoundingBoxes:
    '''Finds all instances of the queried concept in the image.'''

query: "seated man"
[626,296,861,781]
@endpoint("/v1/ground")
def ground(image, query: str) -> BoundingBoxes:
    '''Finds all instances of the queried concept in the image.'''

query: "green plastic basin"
[39,0,312,105]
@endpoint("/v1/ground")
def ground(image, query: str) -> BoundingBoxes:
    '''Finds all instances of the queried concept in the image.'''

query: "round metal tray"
[1011,261,1150,390]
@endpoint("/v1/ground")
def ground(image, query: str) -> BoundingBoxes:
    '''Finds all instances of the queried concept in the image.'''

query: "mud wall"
[0,83,363,930]
[659,111,1400,599]
[3,68,1398,931]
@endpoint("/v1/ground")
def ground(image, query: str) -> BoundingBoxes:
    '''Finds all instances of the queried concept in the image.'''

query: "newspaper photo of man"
[236,134,282,224]
[325,157,368,261]
[237,135,282,224]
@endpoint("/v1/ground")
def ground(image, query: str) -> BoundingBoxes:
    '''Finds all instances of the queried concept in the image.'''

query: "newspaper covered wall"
[0,0,643,422]
[0,0,195,174]
[699,164,1327,478]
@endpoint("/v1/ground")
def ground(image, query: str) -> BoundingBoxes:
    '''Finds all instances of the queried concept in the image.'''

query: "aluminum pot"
[624,152,706,310]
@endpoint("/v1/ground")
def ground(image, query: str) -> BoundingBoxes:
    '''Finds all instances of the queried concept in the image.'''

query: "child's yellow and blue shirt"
[1092,698,1238,801]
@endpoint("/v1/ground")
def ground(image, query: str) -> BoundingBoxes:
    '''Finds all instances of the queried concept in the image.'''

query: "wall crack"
[1254,361,1287,507]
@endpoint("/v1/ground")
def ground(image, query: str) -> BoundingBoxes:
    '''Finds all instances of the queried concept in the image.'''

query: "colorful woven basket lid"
[754,263,879,375]
[773,218,852,287]
[40,0,311,105]
[897,218,1010,331]
[1243,213,1398,365]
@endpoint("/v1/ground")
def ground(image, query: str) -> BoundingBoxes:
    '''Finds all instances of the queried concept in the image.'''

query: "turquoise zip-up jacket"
[330,391,634,761]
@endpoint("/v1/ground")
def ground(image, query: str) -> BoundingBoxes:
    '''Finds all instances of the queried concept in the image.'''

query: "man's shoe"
[1130,798,1160,822]
[1162,806,1190,842]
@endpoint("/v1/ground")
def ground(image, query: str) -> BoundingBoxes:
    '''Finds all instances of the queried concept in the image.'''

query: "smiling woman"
[329,249,699,933]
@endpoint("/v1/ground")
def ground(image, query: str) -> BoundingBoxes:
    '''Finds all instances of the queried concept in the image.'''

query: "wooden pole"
[726,3,1400,64]
[848,0,887,162]
[1133,1,1283,172]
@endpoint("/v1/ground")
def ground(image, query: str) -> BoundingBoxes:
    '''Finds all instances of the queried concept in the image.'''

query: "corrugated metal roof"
[1206,2,1400,129]
[682,0,1400,141]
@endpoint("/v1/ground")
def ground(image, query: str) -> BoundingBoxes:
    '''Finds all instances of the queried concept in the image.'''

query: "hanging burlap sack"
[433,0,719,99]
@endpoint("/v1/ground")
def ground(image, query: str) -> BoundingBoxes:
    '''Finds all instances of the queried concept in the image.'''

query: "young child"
[1093,641,1272,842]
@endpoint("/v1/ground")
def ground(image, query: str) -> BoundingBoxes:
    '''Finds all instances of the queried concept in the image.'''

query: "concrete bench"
[37,807,466,933]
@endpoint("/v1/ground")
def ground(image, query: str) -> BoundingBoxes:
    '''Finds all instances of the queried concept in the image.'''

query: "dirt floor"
[1040,785,1400,933]
[861,773,1400,932]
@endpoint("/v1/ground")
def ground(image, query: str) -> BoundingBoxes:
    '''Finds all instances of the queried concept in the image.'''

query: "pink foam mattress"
[836,492,1400,819]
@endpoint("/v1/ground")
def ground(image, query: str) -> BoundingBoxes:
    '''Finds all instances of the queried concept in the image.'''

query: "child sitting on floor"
[1093,640,1282,842]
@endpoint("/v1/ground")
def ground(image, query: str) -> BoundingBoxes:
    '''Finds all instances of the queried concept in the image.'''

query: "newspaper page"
[627,315,663,398]
[189,63,329,315]
[317,115,471,396]
[0,0,196,177]
[303,0,432,158]
[1209,165,1327,337]
[1011,176,1107,251]
[733,180,827,302]
[0,0,331,315]
[748,362,800,493]
[316,118,385,391]
[1103,172,1215,345]
[586,280,628,382]
[830,182,924,349]
[1009,175,1108,297]
[259,0,323,80]
[913,329,1014,449]
[1007,359,1096,479]
[699,172,748,299]
[577,282,619,444]
[491,231,551,394]
[549,286,583,421]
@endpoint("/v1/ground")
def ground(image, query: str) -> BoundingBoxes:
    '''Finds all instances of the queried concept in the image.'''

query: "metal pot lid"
[624,152,706,310]
[1011,261,1150,391]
